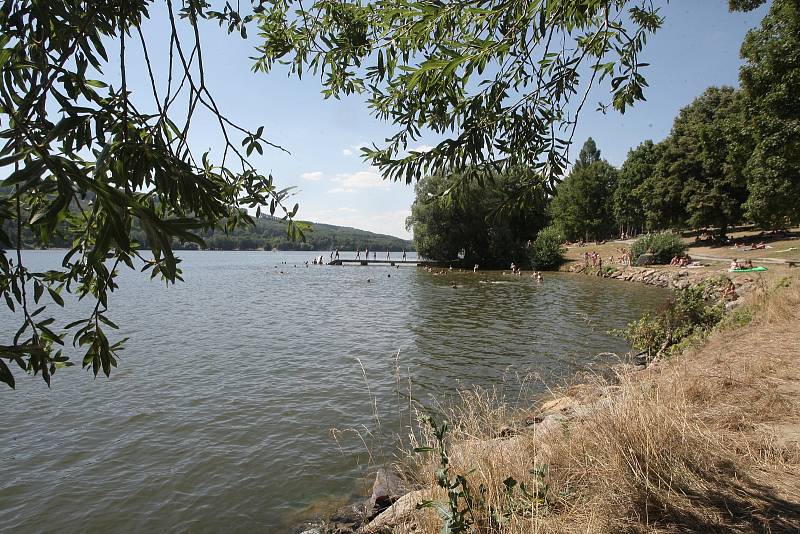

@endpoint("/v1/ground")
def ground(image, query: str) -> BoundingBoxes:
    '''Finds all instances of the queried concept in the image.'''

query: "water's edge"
[300,263,753,534]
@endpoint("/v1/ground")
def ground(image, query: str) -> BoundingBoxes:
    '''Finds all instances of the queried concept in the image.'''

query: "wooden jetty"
[329,259,420,266]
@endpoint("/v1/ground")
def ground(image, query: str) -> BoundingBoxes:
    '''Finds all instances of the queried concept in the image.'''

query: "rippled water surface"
[1,251,669,532]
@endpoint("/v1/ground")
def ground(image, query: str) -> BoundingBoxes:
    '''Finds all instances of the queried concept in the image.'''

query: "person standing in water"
[356,249,361,260]
[365,246,369,260]
[402,249,407,261]
[386,251,391,261]
[335,249,340,260]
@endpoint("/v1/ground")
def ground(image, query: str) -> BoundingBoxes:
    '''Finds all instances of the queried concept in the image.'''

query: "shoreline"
[299,262,798,533]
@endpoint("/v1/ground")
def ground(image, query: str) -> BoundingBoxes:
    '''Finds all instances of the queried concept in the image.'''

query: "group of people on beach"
[583,251,606,268]
[731,241,768,251]
[669,254,693,267]
[569,240,608,247]
[730,258,754,271]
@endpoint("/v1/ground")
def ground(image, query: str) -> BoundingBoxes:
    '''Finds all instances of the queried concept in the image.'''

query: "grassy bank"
[362,272,800,533]
[561,227,800,267]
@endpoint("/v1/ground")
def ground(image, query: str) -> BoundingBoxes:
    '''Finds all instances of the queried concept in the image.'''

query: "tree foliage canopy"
[550,138,617,242]
[738,0,800,228]
[648,86,749,234]
[613,139,659,233]
[254,0,663,192]
[407,169,547,267]
[0,1,300,389]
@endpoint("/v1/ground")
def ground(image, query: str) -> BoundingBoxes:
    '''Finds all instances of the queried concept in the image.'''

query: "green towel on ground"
[731,266,768,272]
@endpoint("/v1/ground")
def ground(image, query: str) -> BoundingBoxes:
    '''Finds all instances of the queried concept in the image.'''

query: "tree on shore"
[669,87,749,237]
[613,140,661,236]
[407,170,548,267]
[738,0,800,229]
[550,139,618,242]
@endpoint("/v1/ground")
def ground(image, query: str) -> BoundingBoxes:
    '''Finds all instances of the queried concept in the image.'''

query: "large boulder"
[635,253,657,266]
[322,503,367,534]
[368,469,409,518]
[360,490,429,533]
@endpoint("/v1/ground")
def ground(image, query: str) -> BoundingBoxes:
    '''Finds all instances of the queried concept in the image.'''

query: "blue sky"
[126,1,770,239]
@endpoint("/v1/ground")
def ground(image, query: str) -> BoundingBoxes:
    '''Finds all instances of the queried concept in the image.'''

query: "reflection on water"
[0,251,668,532]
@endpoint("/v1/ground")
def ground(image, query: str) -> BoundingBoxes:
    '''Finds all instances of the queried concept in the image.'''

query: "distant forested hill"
[1,204,413,251]
[197,216,413,251]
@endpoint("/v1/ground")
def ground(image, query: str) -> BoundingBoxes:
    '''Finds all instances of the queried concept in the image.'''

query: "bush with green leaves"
[529,226,566,270]
[615,285,724,359]
[630,232,688,264]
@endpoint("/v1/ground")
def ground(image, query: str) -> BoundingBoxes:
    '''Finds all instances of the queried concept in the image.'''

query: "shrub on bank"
[630,232,687,264]
[615,285,724,359]
[529,226,566,270]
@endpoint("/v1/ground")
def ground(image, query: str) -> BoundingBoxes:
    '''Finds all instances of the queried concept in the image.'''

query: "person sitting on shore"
[745,259,754,268]
[473,264,479,272]
[730,258,741,271]
[721,279,737,300]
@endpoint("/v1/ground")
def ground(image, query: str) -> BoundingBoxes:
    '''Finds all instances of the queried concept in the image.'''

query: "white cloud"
[411,144,434,153]
[341,142,368,157]
[300,171,323,181]
[328,169,389,193]
[300,208,412,239]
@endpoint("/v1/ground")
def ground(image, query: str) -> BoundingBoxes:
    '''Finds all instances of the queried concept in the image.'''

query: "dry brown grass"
[385,279,800,533]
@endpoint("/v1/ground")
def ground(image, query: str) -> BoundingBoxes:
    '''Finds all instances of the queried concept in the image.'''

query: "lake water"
[0,251,669,532]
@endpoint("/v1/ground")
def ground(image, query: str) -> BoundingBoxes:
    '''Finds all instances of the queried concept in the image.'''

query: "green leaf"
[48,287,64,307]
[0,358,15,389]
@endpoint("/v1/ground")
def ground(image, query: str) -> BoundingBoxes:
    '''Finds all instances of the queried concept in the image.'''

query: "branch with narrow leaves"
[0,0,300,388]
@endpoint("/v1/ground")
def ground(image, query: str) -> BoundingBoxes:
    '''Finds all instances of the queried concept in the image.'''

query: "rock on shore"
[562,263,758,304]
